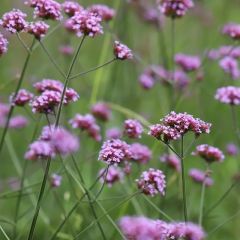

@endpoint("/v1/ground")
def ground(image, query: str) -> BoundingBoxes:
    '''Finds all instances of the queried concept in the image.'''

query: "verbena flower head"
[0,9,28,33]
[189,168,213,187]
[124,119,143,138]
[26,0,62,20]
[222,23,240,40]
[215,86,240,105]
[175,53,201,72]
[9,115,28,129]
[69,113,101,141]
[65,9,103,37]
[88,4,116,21]
[91,102,111,121]
[99,165,124,187]
[98,139,130,164]
[136,168,166,196]
[0,34,8,56]
[158,0,194,18]
[170,70,189,89]
[59,45,74,56]
[129,143,152,164]
[106,127,122,139]
[50,174,62,187]
[160,153,181,172]
[219,57,239,80]
[34,79,63,93]
[25,140,55,160]
[193,144,225,163]
[114,41,133,60]
[62,1,83,17]
[226,143,238,156]
[168,222,206,240]
[27,21,49,39]
[10,89,34,106]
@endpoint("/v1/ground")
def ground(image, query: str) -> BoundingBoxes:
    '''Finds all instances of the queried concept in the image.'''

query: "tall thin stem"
[0,38,35,156]
[180,136,188,222]
[55,36,86,127]
[27,157,52,240]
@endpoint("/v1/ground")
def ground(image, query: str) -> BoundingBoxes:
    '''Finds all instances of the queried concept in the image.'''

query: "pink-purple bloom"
[106,127,122,139]
[193,144,225,163]
[226,143,238,156]
[88,4,116,22]
[62,1,83,17]
[91,102,111,121]
[0,34,8,56]
[219,57,239,79]
[114,41,133,60]
[124,119,143,139]
[9,116,28,129]
[175,53,201,72]
[10,89,34,106]
[215,86,240,105]
[222,23,240,40]
[50,174,62,187]
[129,143,152,164]
[0,9,28,33]
[160,153,181,172]
[189,168,213,187]
[27,21,49,39]
[136,168,166,196]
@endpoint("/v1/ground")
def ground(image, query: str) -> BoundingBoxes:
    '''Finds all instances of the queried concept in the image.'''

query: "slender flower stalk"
[16,32,30,53]
[55,36,86,127]
[0,38,35,156]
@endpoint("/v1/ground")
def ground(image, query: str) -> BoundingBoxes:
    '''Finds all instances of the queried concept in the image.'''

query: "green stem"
[55,36,86,127]
[198,180,206,226]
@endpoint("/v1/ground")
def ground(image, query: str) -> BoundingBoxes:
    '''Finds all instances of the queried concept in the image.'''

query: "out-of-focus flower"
[106,127,122,139]
[10,89,34,106]
[62,1,83,17]
[25,0,62,20]
[189,168,213,187]
[88,4,115,21]
[158,0,194,18]
[226,143,238,156]
[0,33,8,56]
[219,57,239,79]
[98,139,130,164]
[169,70,189,89]
[192,144,224,163]
[65,10,103,37]
[114,41,133,60]
[136,168,166,196]
[27,21,49,39]
[0,9,28,33]
[59,45,74,56]
[222,23,240,40]
[175,53,201,72]
[91,102,111,121]
[124,119,143,139]
[50,174,62,187]
[215,86,240,105]
[129,143,152,164]
[99,165,124,187]
[9,115,28,129]
[34,79,63,93]
[160,153,181,172]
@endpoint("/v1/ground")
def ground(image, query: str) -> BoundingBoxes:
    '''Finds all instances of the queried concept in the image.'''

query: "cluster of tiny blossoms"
[87,4,116,22]
[189,168,213,187]
[114,41,133,60]
[215,86,240,105]
[27,21,49,39]
[0,34,8,56]
[149,111,211,143]
[160,153,181,172]
[10,89,34,106]
[222,22,240,40]
[119,216,206,240]
[124,119,143,138]
[192,144,225,163]
[62,1,83,17]
[136,168,166,196]
[158,0,194,18]
[91,102,111,121]
[129,143,152,164]
[175,53,201,72]
[219,57,240,80]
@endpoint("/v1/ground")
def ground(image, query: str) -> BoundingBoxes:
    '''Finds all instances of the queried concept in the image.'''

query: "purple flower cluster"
[114,41,133,60]
[219,57,239,79]
[193,144,225,163]
[175,53,201,72]
[91,102,111,121]
[119,216,206,240]
[215,86,240,105]
[124,119,143,138]
[32,79,79,114]
[0,34,8,56]
[106,127,122,139]
[27,21,49,39]
[226,143,238,156]
[50,174,62,187]
[99,165,124,187]
[62,1,83,17]
[88,4,116,22]
[208,45,240,60]
[25,0,62,20]
[189,168,213,187]
[158,0,194,18]
[136,168,166,196]
[129,143,152,164]
[149,112,211,143]
[69,114,101,141]
[160,153,181,172]
[0,9,27,33]
[98,139,130,164]
[65,9,103,38]
[222,23,240,40]
[10,89,34,107]
[9,115,29,129]
[25,125,79,160]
